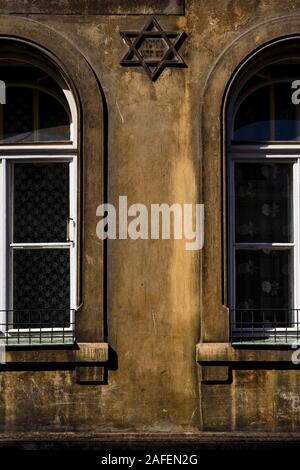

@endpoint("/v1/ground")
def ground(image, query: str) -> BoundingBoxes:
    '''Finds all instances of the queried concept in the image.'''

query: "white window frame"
[0,152,77,338]
[0,56,78,343]
[228,145,300,338]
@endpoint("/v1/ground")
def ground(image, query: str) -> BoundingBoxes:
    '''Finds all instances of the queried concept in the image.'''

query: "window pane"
[232,61,300,142]
[0,61,71,143]
[3,88,34,143]
[234,87,271,141]
[38,91,70,141]
[235,249,291,324]
[13,163,69,243]
[235,162,292,243]
[13,249,70,328]
[274,82,300,140]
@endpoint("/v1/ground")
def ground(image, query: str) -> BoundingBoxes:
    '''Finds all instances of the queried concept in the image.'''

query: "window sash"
[229,154,300,332]
[0,154,77,335]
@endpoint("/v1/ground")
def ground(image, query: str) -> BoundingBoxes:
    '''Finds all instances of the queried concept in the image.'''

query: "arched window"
[227,40,300,344]
[0,42,78,345]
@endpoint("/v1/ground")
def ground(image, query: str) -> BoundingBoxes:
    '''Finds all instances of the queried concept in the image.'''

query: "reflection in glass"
[38,91,70,141]
[274,82,300,140]
[233,62,300,142]
[0,61,71,143]
[3,88,33,143]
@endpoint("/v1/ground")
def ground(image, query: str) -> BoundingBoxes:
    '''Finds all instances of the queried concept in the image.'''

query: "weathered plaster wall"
[202,369,300,432]
[2,0,300,435]
[0,3,200,434]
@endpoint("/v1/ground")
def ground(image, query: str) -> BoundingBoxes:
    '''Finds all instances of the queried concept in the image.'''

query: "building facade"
[0,0,300,448]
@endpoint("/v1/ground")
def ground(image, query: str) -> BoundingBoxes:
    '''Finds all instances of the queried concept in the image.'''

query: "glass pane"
[234,87,271,141]
[235,163,292,243]
[0,60,71,143]
[38,91,70,141]
[13,249,70,328]
[3,88,34,143]
[232,61,300,142]
[235,249,291,325]
[13,163,69,243]
[274,82,300,140]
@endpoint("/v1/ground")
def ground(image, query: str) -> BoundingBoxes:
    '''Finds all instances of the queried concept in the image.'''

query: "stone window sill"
[196,342,296,383]
[1,342,109,384]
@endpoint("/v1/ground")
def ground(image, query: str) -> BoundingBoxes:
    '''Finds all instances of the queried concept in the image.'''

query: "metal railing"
[0,309,76,345]
[230,309,300,345]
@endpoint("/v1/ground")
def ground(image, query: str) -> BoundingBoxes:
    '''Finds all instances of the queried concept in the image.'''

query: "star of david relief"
[120,17,187,81]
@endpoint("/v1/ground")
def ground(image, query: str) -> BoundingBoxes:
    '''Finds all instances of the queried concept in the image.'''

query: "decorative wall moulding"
[120,16,187,81]
[0,0,185,15]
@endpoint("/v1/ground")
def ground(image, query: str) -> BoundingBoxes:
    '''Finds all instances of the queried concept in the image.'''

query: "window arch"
[227,38,300,344]
[0,40,78,345]
[0,50,77,144]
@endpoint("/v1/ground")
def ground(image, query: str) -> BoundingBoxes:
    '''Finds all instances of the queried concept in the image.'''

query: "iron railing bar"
[231,308,299,344]
[0,309,75,345]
